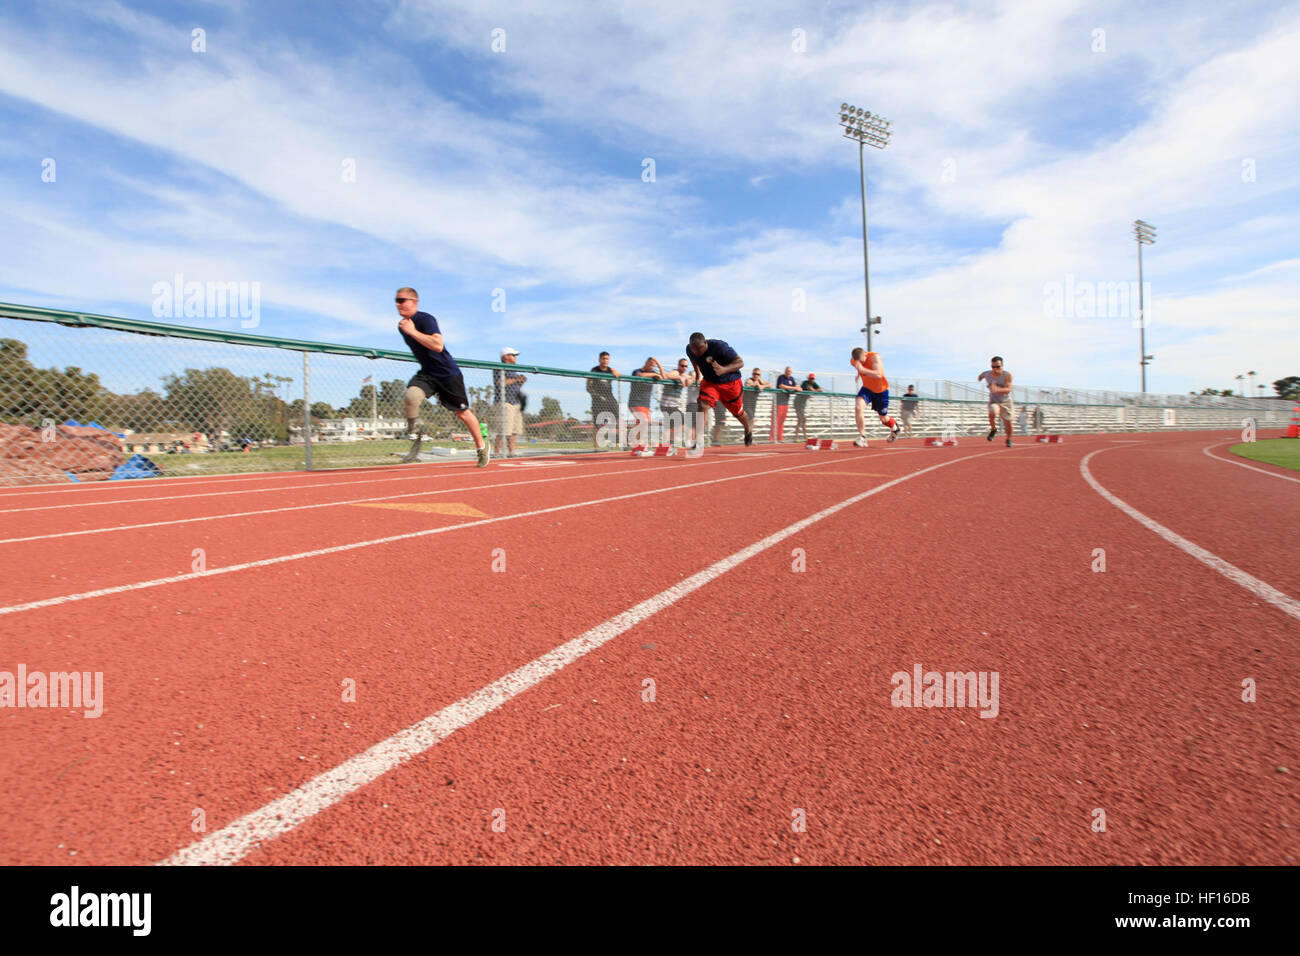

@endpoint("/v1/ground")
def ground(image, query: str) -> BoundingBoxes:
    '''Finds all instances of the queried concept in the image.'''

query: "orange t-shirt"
[857,351,889,392]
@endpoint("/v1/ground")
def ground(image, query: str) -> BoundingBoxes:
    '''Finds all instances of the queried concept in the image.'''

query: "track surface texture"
[1,430,1295,865]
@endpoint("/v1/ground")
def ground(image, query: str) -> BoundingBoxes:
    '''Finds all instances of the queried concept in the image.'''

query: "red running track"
[0,432,1295,865]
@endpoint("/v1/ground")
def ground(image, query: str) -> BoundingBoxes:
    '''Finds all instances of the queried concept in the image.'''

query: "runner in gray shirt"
[978,356,1015,447]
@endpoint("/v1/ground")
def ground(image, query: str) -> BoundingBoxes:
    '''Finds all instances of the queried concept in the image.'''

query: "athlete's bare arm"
[398,319,444,352]
[711,355,744,377]
[853,356,885,385]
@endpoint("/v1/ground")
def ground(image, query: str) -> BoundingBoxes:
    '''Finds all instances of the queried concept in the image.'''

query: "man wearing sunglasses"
[978,356,1015,447]
[394,287,489,467]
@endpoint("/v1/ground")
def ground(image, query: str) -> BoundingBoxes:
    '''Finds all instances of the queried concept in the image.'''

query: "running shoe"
[400,425,425,463]
[744,431,754,446]
[1005,438,1012,447]
[987,427,996,441]
[477,445,490,468]
[888,425,900,443]
[853,436,868,448]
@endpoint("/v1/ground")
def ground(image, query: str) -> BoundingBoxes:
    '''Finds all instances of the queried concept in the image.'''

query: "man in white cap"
[494,347,526,458]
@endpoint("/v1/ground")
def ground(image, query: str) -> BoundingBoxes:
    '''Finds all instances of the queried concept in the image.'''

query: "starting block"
[924,437,959,447]
[805,439,836,451]
[631,444,676,457]
[1036,435,1064,444]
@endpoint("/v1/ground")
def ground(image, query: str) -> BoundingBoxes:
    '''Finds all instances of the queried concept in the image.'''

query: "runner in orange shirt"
[850,346,901,447]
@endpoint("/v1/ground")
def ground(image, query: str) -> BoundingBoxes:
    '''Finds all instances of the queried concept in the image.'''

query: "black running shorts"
[409,372,470,412]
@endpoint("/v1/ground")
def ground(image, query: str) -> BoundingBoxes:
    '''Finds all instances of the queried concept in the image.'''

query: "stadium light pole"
[840,102,891,351]
[1134,219,1156,393]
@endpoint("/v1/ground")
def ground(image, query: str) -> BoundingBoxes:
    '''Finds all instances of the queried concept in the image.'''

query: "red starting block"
[1036,435,1064,444]
[924,437,959,447]
[805,439,836,450]
[631,444,675,457]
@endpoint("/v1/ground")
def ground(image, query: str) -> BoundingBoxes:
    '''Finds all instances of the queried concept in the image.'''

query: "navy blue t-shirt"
[400,311,461,379]
[776,374,797,406]
[690,339,742,384]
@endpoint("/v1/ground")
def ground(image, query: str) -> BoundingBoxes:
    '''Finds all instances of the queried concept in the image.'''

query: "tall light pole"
[1133,219,1156,393]
[840,102,891,351]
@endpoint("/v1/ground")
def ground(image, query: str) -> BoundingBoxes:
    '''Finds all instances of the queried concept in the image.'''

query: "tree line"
[1,338,584,442]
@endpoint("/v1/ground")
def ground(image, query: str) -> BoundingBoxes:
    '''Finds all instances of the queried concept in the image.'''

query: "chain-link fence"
[0,302,1291,486]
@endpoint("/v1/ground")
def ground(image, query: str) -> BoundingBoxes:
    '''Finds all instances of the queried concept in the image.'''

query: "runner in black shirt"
[395,287,488,467]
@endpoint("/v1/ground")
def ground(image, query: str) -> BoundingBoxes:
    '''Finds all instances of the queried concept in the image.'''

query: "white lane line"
[1080,449,1300,622]
[0,463,450,500]
[0,449,933,616]
[0,448,755,515]
[0,451,653,498]
[1201,442,1300,485]
[159,448,992,865]
[0,470,460,513]
[0,454,767,544]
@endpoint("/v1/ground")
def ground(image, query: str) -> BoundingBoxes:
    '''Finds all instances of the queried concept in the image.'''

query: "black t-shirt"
[399,311,460,379]
[794,378,820,409]
[901,393,919,411]
[588,366,616,403]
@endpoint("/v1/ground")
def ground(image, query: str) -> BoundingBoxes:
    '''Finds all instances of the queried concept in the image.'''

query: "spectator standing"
[627,357,665,448]
[742,368,772,438]
[587,351,621,449]
[794,372,822,440]
[659,358,694,447]
[772,366,800,441]
[494,347,526,457]
[1032,405,1045,434]
[900,385,920,437]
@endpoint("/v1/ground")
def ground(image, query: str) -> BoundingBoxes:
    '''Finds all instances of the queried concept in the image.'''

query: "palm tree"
[1248,370,1257,398]
[1235,374,1245,399]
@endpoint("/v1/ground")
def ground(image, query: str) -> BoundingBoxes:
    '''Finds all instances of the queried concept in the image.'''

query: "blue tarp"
[111,454,162,480]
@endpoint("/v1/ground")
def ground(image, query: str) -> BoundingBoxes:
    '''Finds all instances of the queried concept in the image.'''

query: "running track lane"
[0,443,936,863]
[226,431,1296,865]
[0,451,866,601]
[7,434,1289,868]
[1083,438,1300,595]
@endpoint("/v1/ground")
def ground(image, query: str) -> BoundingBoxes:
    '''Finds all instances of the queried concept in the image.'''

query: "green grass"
[1228,438,1300,472]
[135,438,596,477]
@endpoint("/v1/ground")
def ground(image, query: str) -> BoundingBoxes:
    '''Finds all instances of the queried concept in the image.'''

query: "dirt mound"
[0,422,128,486]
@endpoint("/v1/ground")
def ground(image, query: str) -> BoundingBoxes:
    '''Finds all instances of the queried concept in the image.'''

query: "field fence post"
[302,351,313,471]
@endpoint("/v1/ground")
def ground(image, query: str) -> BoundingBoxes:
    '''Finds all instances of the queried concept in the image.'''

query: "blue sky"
[1,0,1297,398]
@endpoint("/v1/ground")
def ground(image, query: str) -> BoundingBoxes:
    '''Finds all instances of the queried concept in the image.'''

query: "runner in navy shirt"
[395,287,489,467]
[685,332,752,448]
